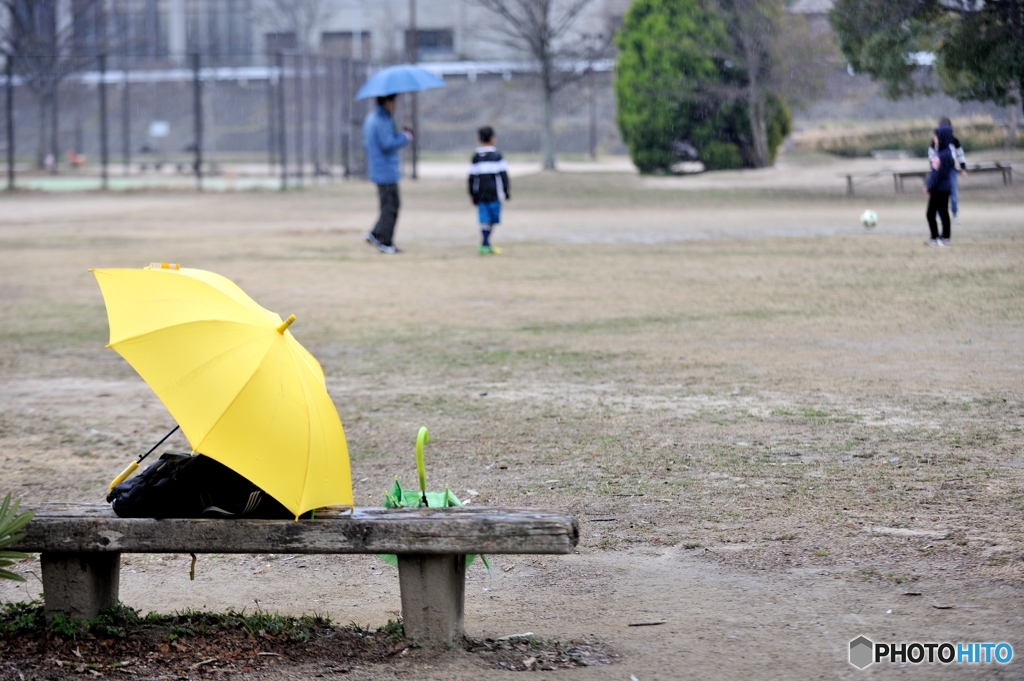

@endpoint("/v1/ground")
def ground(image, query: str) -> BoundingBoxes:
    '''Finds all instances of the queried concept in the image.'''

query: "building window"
[606,13,624,36]
[405,28,453,61]
[321,31,372,59]
[264,31,297,54]
[72,0,106,57]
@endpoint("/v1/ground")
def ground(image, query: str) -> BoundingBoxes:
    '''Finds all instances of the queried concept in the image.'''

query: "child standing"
[928,117,967,222]
[468,126,510,255]
[924,125,955,247]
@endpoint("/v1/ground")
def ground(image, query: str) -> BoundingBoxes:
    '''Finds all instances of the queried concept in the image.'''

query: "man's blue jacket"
[363,106,409,185]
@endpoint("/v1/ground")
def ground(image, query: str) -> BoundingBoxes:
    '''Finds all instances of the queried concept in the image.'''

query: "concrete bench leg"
[396,554,465,645]
[40,552,120,622]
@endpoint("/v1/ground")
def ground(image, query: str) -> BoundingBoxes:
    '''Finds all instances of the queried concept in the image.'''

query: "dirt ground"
[0,157,1022,679]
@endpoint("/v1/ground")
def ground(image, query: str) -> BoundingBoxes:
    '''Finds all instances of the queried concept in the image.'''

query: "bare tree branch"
[476,0,612,169]
[1,0,109,169]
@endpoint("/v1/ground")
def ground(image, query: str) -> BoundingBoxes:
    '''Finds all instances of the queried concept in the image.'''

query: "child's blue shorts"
[478,201,502,225]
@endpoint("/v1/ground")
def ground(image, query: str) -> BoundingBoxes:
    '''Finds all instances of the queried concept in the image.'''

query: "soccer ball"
[860,210,878,229]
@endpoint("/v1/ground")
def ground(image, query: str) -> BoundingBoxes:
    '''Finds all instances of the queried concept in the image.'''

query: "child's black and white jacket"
[929,136,967,170]
[468,146,510,204]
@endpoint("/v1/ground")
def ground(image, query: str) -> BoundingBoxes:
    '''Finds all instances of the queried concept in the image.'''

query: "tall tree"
[710,0,834,167]
[830,0,1024,143]
[717,0,782,167]
[476,0,612,170]
[1,0,106,170]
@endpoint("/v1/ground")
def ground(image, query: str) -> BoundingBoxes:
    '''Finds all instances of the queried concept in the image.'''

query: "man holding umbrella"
[363,94,412,254]
[357,65,446,254]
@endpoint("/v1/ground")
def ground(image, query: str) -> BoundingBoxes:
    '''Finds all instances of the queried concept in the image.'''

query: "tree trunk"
[747,88,769,168]
[1007,82,1020,151]
[541,81,555,171]
[743,39,770,168]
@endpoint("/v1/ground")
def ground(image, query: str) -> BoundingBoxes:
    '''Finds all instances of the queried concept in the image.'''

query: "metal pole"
[310,55,320,177]
[409,0,418,180]
[343,58,352,178]
[326,56,336,176]
[276,52,287,190]
[121,65,130,175]
[191,52,203,191]
[99,54,109,190]
[5,56,14,190]
[588,70,597,160]
[295,53,304,184]
[267,60,276,175]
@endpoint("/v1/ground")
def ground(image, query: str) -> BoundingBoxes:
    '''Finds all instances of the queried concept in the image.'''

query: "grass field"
[1,165,1022,679]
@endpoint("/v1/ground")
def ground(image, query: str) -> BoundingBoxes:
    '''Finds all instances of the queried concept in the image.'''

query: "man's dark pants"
[926,190,951,240]
[372,183,400,247]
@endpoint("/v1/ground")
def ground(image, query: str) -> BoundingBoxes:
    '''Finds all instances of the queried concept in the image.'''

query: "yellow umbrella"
[93,264,352,518]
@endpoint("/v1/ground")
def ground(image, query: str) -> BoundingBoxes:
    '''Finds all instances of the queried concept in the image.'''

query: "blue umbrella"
[356,64,446,100]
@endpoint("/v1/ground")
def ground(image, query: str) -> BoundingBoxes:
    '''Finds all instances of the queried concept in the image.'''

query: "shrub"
[0,493,33,583]
[615,0,792,172]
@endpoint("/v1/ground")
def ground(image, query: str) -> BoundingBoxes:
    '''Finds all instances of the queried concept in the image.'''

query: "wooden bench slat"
[12,503,580,555]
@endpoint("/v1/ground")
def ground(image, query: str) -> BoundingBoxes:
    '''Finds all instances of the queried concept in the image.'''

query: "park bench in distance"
[12,503,579,645]
[893,162,1014,193]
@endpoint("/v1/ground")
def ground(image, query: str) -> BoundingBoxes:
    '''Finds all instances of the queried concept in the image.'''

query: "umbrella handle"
[108,460,139,492]
[416,426,429,503]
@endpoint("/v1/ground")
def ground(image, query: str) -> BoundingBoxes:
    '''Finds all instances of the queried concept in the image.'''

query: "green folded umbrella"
[377,427,490,570]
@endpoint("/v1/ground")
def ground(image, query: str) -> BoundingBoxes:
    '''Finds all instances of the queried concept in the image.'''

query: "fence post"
[310,54,320,177]
[409,0,418,180]
[267,59,276,175]
[5,56,14,191]
[326,56,336,177]
[121,65,130,175]
[191,52,203,191]
[276,52,287,191]
[295,53,304,184]
[343,58,351,178]
[99,54,109,191]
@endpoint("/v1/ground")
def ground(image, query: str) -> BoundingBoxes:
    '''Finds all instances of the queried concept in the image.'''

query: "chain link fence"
[2,51,371,191]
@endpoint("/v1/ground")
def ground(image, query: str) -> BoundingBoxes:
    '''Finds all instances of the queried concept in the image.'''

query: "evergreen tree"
[615,0,812,172]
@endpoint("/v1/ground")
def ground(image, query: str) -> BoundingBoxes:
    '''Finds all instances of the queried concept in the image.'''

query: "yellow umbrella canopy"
[92,265,353,517]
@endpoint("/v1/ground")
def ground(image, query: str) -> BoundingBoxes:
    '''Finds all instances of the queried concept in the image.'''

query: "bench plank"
[12,504,579,555]
[14,503,578,642]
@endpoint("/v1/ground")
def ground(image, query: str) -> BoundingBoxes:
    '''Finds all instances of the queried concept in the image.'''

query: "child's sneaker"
[925,238,942,247]
[478,245,491,255]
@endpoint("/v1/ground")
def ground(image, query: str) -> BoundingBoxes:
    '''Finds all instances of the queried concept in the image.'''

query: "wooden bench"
[11,503,579,645]
[893,162,1013,193]
[893,170,928,193]
[969,162,1013,185]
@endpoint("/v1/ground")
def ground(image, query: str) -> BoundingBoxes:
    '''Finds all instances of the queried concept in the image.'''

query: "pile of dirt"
[464,634,613,671]
[0,602,613,679]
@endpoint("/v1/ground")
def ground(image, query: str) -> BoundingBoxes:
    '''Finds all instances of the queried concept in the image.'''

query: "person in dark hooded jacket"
[924,125,955,247]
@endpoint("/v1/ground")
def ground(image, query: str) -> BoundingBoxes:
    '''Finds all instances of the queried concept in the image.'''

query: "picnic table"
[12,503,579,645]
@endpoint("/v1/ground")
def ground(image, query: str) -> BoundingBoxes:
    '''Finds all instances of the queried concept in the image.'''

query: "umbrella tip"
[276,314,296,334]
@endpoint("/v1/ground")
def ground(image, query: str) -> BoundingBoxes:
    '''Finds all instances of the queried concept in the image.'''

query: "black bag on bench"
[106,453,295,519]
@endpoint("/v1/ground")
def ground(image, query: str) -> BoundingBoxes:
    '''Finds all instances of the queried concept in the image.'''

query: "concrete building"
[10,0,628,64]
